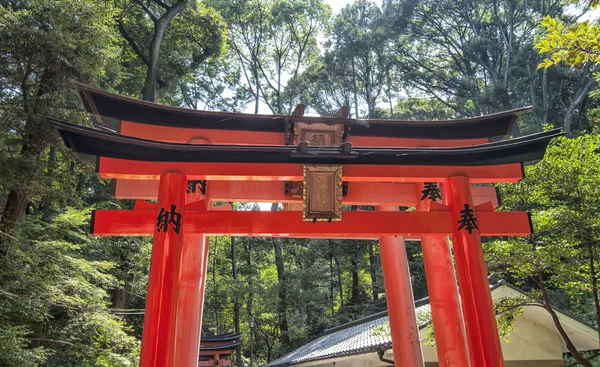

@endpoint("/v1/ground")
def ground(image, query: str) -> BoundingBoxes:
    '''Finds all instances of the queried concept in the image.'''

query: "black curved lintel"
[200,333,241,342]
[199,342,242,351]
[49,118,563,167]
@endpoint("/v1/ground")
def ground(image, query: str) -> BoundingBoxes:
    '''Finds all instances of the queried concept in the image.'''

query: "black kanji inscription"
[156,204,182,234]
[187,180,207,195]
[420,182,442,202]
[457,204,479,234]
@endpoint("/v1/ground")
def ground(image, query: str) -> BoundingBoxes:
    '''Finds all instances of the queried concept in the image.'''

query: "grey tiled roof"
[265,299,431,367]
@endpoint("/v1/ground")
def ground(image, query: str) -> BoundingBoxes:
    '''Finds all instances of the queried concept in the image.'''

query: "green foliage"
[486,133,600,363]
[0,208,139,366]
[536,16,600,68]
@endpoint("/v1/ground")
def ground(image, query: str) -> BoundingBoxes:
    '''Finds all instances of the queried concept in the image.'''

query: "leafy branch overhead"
[536,16,600,68]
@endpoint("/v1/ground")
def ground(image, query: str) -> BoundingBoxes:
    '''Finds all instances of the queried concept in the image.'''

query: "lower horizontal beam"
[113,180,500,207]
[91,210,531,238]
[98,158,524,183]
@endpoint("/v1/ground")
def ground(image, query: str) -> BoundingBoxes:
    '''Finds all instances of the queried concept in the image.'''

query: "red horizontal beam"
[91,210,531,238]
[98,158,523,183]
[120,121,489,147]
[114,180,499,208]
[121,121,284,145]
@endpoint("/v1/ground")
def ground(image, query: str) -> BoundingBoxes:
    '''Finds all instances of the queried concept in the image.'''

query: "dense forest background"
[1,0,600,366]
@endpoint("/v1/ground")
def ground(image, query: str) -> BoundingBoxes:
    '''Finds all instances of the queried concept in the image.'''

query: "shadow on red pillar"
[376,205,424,367]
[444,176,504,367]
[140,172,187,367]
[416,183,470,367]
[175,235,210,367]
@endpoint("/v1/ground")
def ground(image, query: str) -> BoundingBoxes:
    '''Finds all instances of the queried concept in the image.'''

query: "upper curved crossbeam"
[50,119,562,167]
[69,82,530,140]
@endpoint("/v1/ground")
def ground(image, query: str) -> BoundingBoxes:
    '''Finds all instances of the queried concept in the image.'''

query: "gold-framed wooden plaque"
[303,164,343,221]
[293,122,345,146]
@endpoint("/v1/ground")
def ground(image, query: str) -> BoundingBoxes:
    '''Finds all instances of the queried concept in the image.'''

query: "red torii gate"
[51,82,562,367]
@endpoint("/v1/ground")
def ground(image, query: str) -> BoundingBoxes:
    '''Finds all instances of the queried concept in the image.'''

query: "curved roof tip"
[67,81,532,140]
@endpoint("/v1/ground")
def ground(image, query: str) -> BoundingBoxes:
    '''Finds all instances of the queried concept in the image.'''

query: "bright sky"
[325,0,355,14]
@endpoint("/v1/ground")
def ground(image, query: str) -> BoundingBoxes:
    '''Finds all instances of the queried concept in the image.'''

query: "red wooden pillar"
[140,172,187,367]
[175,181,210,367]
[444,176,504,367]
[175,235,210,367]
[416,183,470,367]
[376,205,424,367]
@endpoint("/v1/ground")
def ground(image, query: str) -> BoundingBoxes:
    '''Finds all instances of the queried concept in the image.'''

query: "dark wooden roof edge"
[200,333,241,342]
[199,342,242,351]
[49,118,562,167]
[68,81,531,139]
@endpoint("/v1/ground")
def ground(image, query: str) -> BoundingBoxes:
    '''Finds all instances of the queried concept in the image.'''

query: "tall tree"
[392,0,595,134]
[0,0,121,254]
[329,0,388,117]
[116,0,227,101]
[215,0,330,114]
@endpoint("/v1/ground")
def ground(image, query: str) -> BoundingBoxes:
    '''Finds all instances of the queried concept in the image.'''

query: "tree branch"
[26,338,74,346]
[116,17,150,66]
[133,0,158,23]
[150,0,170,10]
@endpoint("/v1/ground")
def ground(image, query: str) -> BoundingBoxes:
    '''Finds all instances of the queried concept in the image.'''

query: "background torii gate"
[51,83,561,367]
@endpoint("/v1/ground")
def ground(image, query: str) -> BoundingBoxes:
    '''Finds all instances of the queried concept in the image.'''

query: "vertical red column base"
[376,206,424,367]
[417,183,470,367]
[175,235,210,367]
[421,235,470,366]
[444,176,505,367]
[140,172,187,367]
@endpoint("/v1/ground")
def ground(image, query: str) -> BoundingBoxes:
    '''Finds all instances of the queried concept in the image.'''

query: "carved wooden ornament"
[303,165,343,221]
[293,122,345,146]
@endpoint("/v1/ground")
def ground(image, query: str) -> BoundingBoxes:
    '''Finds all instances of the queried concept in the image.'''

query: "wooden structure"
[198,333,241,367]
[265,282,600,367]
[50,82,562,367]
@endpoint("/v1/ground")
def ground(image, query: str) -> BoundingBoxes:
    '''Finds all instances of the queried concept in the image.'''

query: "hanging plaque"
[287,122,346,200]
[303,164,343,221]
[293,122,345,146]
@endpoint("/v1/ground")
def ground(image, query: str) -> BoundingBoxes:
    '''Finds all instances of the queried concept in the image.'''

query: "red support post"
[140,172,187,367]
[376,206,424,366]
[175,235,210,367]
[444,176,504,367]
[416,183,470,367]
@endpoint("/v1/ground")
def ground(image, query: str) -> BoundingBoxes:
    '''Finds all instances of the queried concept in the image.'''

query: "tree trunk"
[564,72,595,136]
[589,247,600,347]
[539,271,593,367]
[232,236,242,367]
[0,113,48,254]
[213,243,219,333]
[246,240,253,321]
[333,241,344,307]
[329,240,335,315]
[111,288,130,310]
[387,69,394,118]
[368,241,378,301]
[365,55,375,117]
[254,61,260,114]
[352,58,359,118]
[350,256,359,304]
[142,1,188,102]
[271,203,290,345]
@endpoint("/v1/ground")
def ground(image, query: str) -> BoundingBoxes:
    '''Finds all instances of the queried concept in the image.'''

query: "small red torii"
[51,82,562,367]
